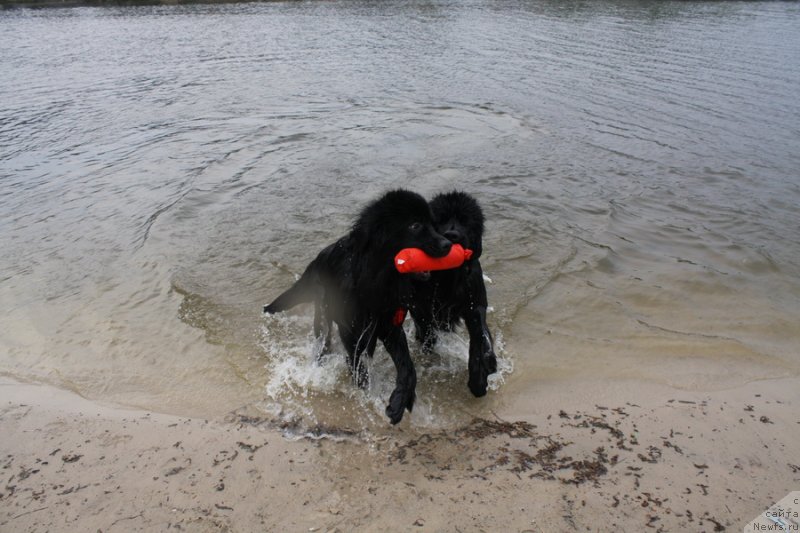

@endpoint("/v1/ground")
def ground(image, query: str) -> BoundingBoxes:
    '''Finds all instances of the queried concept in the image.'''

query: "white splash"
[259,309,513,430]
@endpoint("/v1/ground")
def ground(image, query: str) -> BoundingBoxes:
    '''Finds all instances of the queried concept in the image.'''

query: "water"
[2,1,799,430]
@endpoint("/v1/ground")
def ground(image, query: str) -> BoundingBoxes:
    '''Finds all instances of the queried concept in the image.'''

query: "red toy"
[394,244,473,274]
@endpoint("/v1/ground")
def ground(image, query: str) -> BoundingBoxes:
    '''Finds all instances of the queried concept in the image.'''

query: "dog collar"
[392,307,407,326]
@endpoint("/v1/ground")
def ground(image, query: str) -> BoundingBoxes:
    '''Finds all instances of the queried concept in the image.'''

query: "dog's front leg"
[382,326,417,425]
[465,306,497,397]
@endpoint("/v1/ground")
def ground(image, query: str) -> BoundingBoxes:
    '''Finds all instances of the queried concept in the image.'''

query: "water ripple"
[1,0,799,418]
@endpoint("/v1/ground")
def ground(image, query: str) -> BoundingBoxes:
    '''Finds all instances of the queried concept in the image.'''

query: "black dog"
[263,189,451,424]
[410,191,498,397]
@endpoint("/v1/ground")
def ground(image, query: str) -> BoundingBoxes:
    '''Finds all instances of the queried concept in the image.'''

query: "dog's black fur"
[263,189,451,424]
[410,191,498,397]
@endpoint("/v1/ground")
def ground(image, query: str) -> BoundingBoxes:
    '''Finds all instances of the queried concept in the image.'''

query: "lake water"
[2,0,799,430]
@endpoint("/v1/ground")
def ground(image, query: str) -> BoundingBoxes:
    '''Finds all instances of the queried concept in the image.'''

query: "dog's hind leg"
[382,326,417,425]
[312,286,332,361]
[354,322,378,389]
[340,323,373,389]
[352,352,369,389]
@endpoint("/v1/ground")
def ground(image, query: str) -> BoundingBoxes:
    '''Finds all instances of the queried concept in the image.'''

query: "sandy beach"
[2,375,798,532]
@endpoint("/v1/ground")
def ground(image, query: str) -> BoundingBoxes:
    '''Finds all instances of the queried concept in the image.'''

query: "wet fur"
[263,189,451,424]
[410,191,498,397]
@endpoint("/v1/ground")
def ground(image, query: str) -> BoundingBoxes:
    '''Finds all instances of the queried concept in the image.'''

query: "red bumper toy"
[394,244,473,274]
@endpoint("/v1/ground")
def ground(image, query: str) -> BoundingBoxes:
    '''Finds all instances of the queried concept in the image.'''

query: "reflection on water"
[1,0,799,428]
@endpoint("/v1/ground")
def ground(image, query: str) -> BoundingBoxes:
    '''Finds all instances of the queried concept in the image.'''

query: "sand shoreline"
[2,376,798,532]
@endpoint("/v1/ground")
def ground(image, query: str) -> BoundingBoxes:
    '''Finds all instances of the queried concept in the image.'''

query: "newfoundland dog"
[410,191,498,397]
[263,189,451,424]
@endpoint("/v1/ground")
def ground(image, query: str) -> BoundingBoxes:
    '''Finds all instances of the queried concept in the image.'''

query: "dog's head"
[352,189,452,262]
[430,191,485,260]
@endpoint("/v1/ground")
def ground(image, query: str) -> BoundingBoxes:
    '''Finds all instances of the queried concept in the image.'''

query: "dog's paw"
[385,388,415,425]
[468,371,489,398]
[468,352,497,397]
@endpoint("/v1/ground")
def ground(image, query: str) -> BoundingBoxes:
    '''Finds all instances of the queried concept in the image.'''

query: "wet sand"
[2,376,798,532]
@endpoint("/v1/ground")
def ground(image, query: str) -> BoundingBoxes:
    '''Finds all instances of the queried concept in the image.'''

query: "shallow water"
[1,0,799,430]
